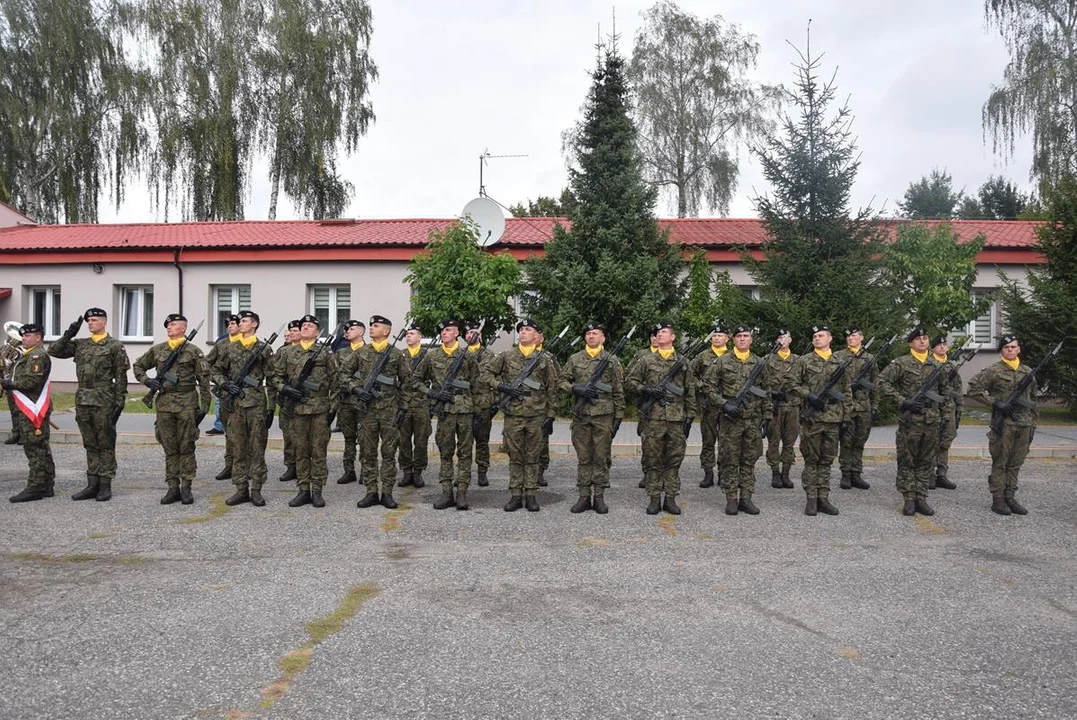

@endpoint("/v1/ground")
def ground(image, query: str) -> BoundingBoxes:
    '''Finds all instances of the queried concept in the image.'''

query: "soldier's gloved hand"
[992,400,1017,419]
[760,418,770,437]
[683,418,693,437]
[901,398,925,414]
[62,316,84,341]
[871,410,879,426]
[281,385,304,401]
[395,407,406,428]
[144,377,164,392]
[770,390,787,403]
[194,408,207,426]
[721,401,742,419]
[222,381,243,397]
[353,388,376,403]
[427,389,453,403]
[326,409,337,426]
[955,409,962,429]
[612,418,622,437]
[541,417,554,435]
[639,386,665,400]
[1030,426,1036,442]
[497,383,524,399]
[806,393,826,411]
[0,378,12,392]
[571,384,599,400]
[264,409,275,430]
[110,404,123,425]
[839,420,851,436]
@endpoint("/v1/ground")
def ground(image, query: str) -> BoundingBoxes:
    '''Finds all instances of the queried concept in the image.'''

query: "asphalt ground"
[1,434,1076,720]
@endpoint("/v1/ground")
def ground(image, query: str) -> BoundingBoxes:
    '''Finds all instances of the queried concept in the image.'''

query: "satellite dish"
[461,197,506,247]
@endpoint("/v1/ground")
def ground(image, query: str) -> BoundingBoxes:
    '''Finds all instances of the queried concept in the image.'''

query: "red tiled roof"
[0,216,1039,252]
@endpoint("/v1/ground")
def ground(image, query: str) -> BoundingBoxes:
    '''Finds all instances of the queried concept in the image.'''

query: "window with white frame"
[213,285,251,338]
[26,287,61,338]
[309,285,350,330]
[960,289,997,348]
[119,286,154,340]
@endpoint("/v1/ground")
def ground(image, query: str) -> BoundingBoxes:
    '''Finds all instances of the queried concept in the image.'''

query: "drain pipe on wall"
[173,247,184,315]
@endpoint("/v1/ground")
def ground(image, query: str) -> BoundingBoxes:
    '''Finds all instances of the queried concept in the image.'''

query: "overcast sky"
[100,0,1035,224]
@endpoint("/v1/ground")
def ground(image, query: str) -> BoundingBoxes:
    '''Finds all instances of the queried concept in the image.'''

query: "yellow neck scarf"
[442,341,459,356]
[90,332,108,343]
[814,348,832,361]
[468,343,482,353]
[167,337,186,350]
[650,345,658,353]
[350,340,364,351]
[1001,356,1020,371]
[371,339,389,353]
[933,352,948,364]
[585,345,603,358]
[228,334,241,343]
[910,349,929,364]
[407,345,422,357]
[518,344,536,358]
[777,348,791,360]
[848,345,861,355]
[734,347,751,362]
[712,345,727,357]
[239,334,258,348]
[300,339,316,351]
[658,347,675,360]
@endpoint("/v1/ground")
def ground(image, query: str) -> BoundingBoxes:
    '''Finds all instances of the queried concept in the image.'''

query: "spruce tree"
[524,44,683,350]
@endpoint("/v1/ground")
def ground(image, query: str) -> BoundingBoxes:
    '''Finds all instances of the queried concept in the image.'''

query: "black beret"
[653,320,673,335]
[999,333,1018,347]
[583,322,605,333]
[405,322,422,332]
[775,327,791,339]
[18,322,44,336]
[436,319,460,333]
[83,307,107,320]
[810,325,831,335]
[906,326,928,342]
[517,318,541,332]
[163,313,187,328]
[287,319,302,330]
[238,310,260,323]
[344,319,365,329]
[369,315,392,326]
[226,314,241,324]
[299,314,320,328]
[930,334,948,348]
[464,320,481,331]
[712,322,729,335]
[732,324,753,335]
[844,326,862,337]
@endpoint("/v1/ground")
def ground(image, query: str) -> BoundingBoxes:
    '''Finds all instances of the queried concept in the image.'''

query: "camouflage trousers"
[718,416,763,497]
[280,409,294,469]
[75,404,118,478]
[570,413,614,492]
[699,405,720,470]
[766,403,799,469]
[220,404,234,472]
[398,406,431,476]
[229,404,268,490]
[290,412,331,492]
[14,409,54,490]
[472,409,492,472]
[798,419,839,498]
[895,421,939,499]
[503,414,543,494]
[435,412,473,486]
[936,408,958,479]
[987,423,1032,497]
[838,409,872,475]
[154,408,199,485]
[338,404,360,473]
[641,419,687,498]
[540,430,550,472]
[359,412,399,493]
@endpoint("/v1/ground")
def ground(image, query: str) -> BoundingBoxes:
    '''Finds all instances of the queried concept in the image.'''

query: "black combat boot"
[215,465,232,481]
[476,470,489,487]
[537,470,548,487]
[9,486,48,503]
[225,485,251,506]
[4,432,20,444]
[455,484,469,511]
[850,472,870,490]
[781,463,794,488]
[95,478,112,502]
[935,475,957,490]
[991,495,1012,515]
[840,472,852,489]
[289,489,312,507]
[592,490,608,514]
[902,497,917,516]
[700,468,715,488]
[433,485,456,510]
[524,493,540,512]
[399,472,414,488]
[570,493,592,514]
[336,469,357,485]
[381,492,398,510]
[503,494,524,512]
[724,496,739,515]
[771,468,782,488]
[72,475,100,501]
[738,496,760,515]
[356,491,380,508]
[250,488,266,506]
[413,472,425,489]
[638,477,647,489]
[646,495,662,515]
[817,495,839,515]
[915,497,934,516]
[311,489,326,508]
[662,495,681,515]
[804,497,818,516]
[160,484,182,505]
[279,465,297,482]
[1005,496,1028,515]
[180,481,194,505]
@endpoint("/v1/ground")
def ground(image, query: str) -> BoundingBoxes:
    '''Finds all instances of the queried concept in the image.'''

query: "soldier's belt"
[79,380,114,389]
[169,384,196,392]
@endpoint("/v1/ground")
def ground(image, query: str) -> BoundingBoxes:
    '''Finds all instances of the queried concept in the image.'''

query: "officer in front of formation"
[132,313,212,505]
[272,314,337,508]
[834,327,876,491]
[626,320,696,516]
[398,322,431,490]
[559,321,625,515]
[764,328,798,489]
[689,322,729,490]
[4,323,57,502]
[47,308,129,502]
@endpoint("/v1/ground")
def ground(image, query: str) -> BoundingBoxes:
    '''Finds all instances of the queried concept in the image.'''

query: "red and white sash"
[12,378,51,432]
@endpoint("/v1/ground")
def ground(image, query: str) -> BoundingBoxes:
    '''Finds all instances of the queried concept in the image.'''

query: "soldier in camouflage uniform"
[879,327,948,517]
[625,321,696,516]
[560,322,625,514]
[211,310,274,507]
[47,308,129,502]
[4,323,56,502]
[272,314,337,508]
[790,325,852,516]
[690,322,729,489]
[535,328,560,487]
[705,325,772,516]
[132,313,212,505]
[397,323,431,490]
[834,327,877,491]
[412,319,478,510]
[764,328,799,489]
[342,315,408,509]
[466,323,495,487]
[968,333,1039,516]
[206,314,240,480]
[334,319,366,485]
[626,327,659,490]
[930,335,961,491]
[483,319,559,512]
[276,320,301,481]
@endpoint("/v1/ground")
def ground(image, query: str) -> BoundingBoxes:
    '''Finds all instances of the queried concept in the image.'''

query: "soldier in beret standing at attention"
[4,323,57,502]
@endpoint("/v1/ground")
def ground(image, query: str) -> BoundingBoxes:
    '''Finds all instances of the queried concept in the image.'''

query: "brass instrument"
[0,321,23,394]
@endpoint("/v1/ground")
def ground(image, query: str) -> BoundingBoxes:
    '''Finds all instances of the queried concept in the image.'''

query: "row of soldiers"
[4,309,1044,518]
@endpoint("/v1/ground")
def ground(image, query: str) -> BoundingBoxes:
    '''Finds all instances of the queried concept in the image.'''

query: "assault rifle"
[850,334,899,394]
[493,325,569,413]
[142,319,205,408]
[429,344,473,420]
[219,321,286,412]
[721,340,782,419]
[572,325,636,419]
[800,336,875,421]
[899,338,972,417]
[989,338,1066,434]
[353,328,408,420]
[638,334,710,420]
[280,323,344,418]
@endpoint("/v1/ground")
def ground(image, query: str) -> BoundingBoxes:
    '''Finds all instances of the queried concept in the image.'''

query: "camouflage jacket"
[879,353,950,425]
[481,346,559,418]
[210,337,274,410]
[791,349,852,424]
[338,342,408,416]
[48,334,129,408]
[968,359,1038,428]
[270,341,338,415]
[400,346,432,410]
[559,348,625,418]
[468,344,496,410]
[8,345,51,401]
[688,346,728,415]
[703,351,773,420]
[764,351,800,410]
[132,340,212,413]
[625,349,696,422]
[333,344,362,407]
[832,348,878,414]
[412,343,477,415]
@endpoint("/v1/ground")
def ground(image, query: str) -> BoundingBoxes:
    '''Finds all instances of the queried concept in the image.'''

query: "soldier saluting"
[4,323,56,503]
[47,308,129,502]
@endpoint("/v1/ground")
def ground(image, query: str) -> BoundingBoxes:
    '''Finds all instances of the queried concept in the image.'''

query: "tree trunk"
[268,153,281,221]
